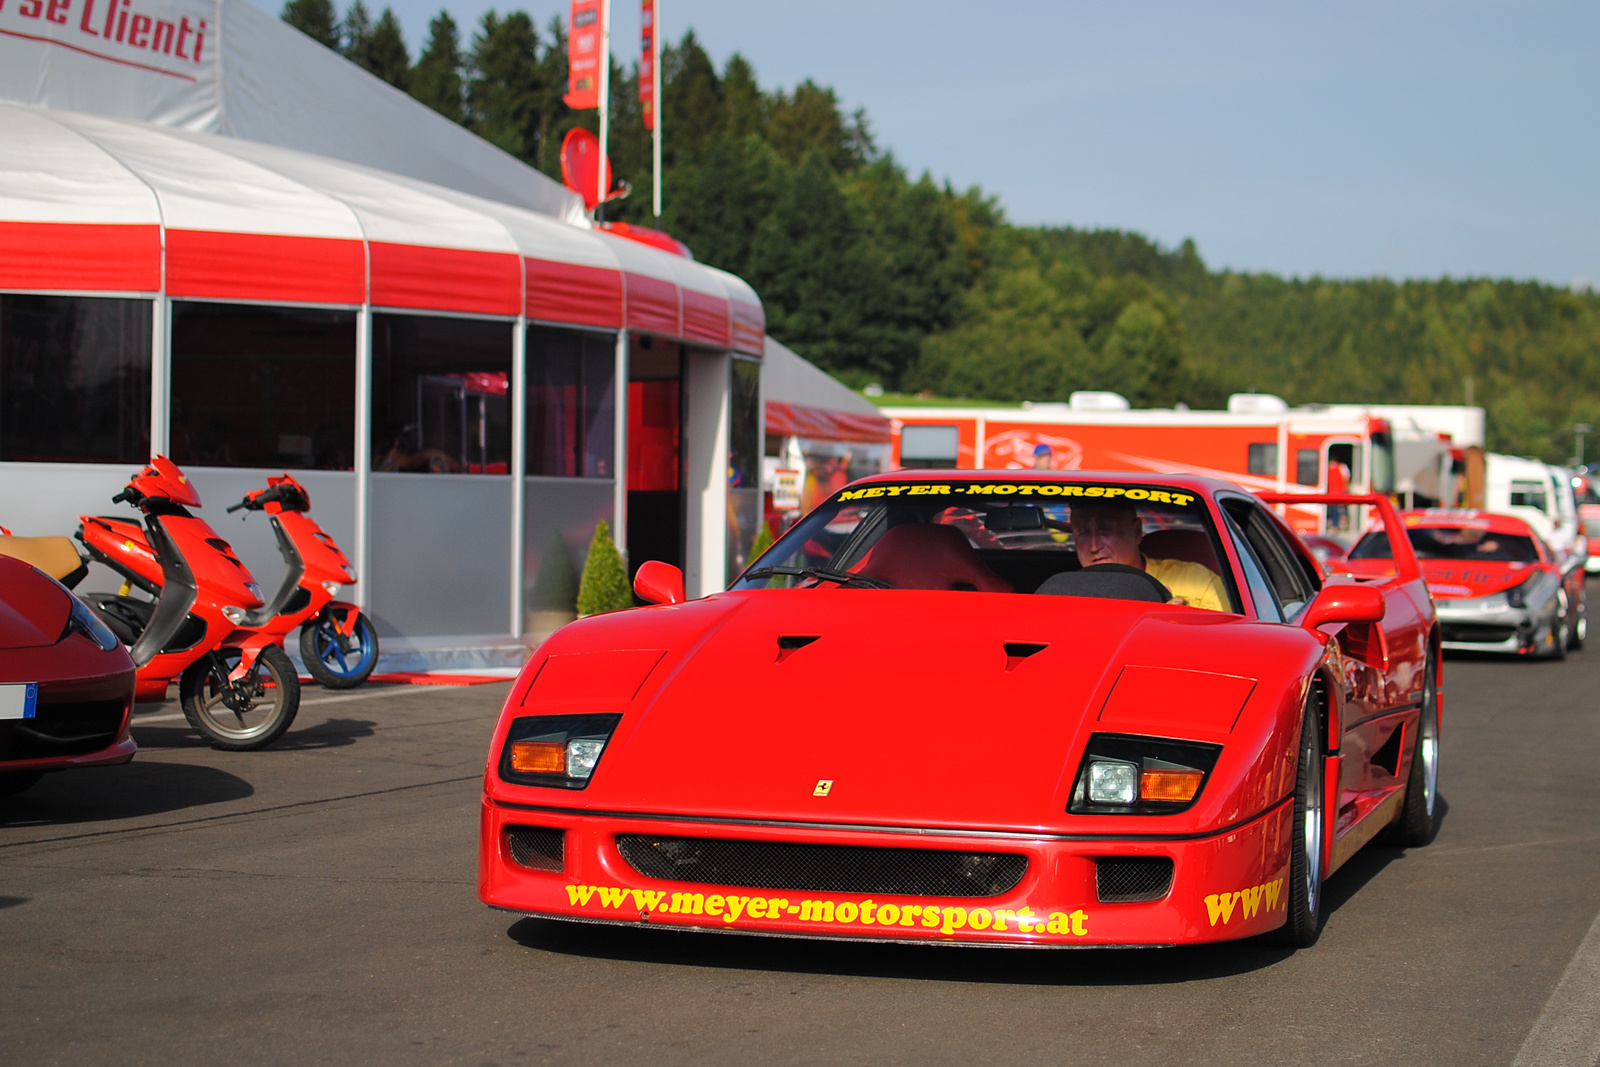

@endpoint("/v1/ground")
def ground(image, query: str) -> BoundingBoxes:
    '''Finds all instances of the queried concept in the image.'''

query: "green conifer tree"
[338,0,372,59]
[411,11,465,122]
[576,521,632,617]
[281,0,340,48]
[748,521,774,564]
[355,8,411,89]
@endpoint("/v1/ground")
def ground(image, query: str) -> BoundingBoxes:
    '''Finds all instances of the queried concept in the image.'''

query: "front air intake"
[616,835,1027,898]
[1095,856,1174,903]
[505,826,564,872]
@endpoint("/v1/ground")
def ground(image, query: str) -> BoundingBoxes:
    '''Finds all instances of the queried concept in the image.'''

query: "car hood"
[1420,559,1540,599]
[0,557,71,650]
[518,591,1297,832]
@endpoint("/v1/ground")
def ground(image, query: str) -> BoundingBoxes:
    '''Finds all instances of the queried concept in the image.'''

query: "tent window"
[0,295,151,464]
[170,302,355,469]
[728,355,763,577]
[526,326,616,478]
[1296,449,1320,486]
[372,314,512,474]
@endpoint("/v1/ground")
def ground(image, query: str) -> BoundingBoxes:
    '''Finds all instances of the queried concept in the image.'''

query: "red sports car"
[479,474,1440,948]
[0,548,137,796]
[1346,508,1585,658]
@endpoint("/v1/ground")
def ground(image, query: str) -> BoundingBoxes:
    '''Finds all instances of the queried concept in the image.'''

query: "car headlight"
[1070,734,1222,814]
[1505,578,1530,609]
[64,595,121,651]
[499,714,622,789]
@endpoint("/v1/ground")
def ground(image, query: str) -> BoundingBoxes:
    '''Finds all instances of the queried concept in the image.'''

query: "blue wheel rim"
[311,617,376,679]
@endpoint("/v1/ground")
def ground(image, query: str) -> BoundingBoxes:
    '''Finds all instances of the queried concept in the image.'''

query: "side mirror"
[633,560,685,606]
[1301,583,1385,631]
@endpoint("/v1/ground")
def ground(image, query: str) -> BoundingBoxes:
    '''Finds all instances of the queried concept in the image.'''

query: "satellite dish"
[560,127,618,210]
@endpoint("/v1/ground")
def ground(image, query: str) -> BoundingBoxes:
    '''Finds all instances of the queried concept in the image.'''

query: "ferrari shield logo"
[813,779,833,797]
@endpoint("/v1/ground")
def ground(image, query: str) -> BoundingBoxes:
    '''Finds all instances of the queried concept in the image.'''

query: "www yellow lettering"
[901,905,920,926]
[705,894,725,916]
[1264,880,1282,911]
[877,904,899,925]
[746,897,767,919]
[884,486,905,496]
[941,907,967,935]
[1240,886,1262,920]
[1071,910,1088,936]
[670,892,704,915]
[1062,486,1084,496]
[992,908,1017,932]
[1171,493,1194,506]
[722,896,748,923]
[1205,878,1284,926]
[631,889,667,912]
[1205,893,1238,927]
[597,886,629,909]
[838,489,865,501]
[921,906,941,928]
[1149,491,1172,503]
[860,901,877,925]
[1016,486,1037,495]
[566,885,596,906]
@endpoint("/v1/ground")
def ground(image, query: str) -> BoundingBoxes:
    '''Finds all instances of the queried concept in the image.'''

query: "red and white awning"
[0,102,764,354]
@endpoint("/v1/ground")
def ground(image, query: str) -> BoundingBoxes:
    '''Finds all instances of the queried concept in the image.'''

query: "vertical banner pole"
[652,0,662,219]
[597,0,612,215]
[613,329,629,559]
[509,313,527,638]
[353,304,373,612]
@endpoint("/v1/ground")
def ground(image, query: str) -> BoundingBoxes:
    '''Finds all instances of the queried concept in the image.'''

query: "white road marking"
[1512,907,1600,1067]
[130,712,186,724]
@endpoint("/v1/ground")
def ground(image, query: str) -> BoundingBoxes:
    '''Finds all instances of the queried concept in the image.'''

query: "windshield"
[1350,525,1541,563]
[731,480,1240,611]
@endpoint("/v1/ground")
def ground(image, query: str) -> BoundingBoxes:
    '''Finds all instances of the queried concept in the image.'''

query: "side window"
[1247,443,1278,476]
[1240,502,1318,619]
[1221,507,1283,622]
[1295,449,1320,486]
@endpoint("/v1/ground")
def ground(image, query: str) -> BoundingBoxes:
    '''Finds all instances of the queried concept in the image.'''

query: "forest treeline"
[281,0,1600,462]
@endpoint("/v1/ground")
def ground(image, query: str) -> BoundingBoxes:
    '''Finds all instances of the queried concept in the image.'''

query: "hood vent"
[776,634,820,663]
[1003,642,1048,671]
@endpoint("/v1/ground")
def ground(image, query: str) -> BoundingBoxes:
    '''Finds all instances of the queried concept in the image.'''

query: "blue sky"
[256,0,1600,286]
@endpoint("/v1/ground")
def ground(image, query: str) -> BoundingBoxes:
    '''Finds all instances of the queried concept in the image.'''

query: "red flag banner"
[640,0,656,131]
[564,0,604,110]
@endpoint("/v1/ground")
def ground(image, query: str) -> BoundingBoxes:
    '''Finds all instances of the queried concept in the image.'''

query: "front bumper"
[1434,601,1547,655]
[479,796,1294,947]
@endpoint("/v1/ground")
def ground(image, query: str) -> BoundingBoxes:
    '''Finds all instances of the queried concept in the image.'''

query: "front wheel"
[1382,649,1440,847]
[299,610,379,690]
[1270,692,1326,947]
[180,645,300,751]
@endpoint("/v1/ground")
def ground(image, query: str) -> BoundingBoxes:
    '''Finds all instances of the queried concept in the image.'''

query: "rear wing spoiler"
[1255,492,1422,585]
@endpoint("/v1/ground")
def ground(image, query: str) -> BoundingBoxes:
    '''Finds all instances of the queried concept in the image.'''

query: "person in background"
[1032,443,1053,470]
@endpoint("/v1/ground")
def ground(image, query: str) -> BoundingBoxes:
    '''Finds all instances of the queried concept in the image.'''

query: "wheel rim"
[1303,729,1323,915]
[1419,664,1439,817]
[1556,590,1570,647]
[312,619,375,679]
[194,652,285,742]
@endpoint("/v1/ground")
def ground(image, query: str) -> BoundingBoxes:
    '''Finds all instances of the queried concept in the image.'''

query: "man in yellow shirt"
[1069,499,1229,612]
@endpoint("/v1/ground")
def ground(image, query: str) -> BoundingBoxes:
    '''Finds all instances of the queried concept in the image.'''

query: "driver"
[1070,499,1228,612]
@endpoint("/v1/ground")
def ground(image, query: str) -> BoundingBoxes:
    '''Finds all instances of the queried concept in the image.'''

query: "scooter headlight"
[340,565,357,581]
[221,605,249,624]
[321,581,341,596]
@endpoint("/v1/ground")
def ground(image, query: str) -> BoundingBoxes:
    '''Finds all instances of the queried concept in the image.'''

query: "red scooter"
[77,457,300,750]
[224,474,378,689]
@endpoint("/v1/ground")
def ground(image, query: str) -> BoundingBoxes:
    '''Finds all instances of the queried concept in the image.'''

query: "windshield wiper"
[744,565,892,589]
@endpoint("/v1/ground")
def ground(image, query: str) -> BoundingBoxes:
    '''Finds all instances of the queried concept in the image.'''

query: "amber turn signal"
[1140,769,1205,803]
[510,740,566,775]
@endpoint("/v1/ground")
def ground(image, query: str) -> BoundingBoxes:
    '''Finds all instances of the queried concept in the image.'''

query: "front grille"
[0,699,126,761]
[506,826,564,872]
[1095,857,1174,903]
[1441,623,1518,644]
[615,835,1027,897]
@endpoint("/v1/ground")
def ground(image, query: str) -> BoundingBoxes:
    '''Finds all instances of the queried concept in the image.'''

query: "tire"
[299,610,379,690]
[1548,590,1570,661]
[1569,588,1586,651]
[0,770,43,797]
[179,645,300,751]
[1381,649,1440,848]
[1270,692,1327,948]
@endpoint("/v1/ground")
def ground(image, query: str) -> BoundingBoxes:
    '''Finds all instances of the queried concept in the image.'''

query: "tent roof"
[763,337,890,443]
[0,102,764,351]
[0,0,583,221]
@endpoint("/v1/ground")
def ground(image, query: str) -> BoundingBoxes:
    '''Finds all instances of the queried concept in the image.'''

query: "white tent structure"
[0,0,582,219]
[0,6,769,670]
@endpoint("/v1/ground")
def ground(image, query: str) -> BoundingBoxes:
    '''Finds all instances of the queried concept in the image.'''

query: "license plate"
[0,683,38,720]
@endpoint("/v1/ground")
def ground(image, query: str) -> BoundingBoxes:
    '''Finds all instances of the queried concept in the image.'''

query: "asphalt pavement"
[4,644,1600,1067]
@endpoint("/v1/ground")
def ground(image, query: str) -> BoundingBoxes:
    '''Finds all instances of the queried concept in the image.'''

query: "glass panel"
[627,380,680,491]
[523,477,615,641]
[0,295,151,463]
[1295,449,1320,486]
[372,314,512,474]
[369,473,510,636]
[170,302,355,469]
[526,326,616,478]
[901,424,958,467]
[1247,442,1278,477]
[726,356,763,579]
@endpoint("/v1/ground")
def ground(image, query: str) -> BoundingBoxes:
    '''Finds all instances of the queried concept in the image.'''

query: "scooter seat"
[0,536,88,585]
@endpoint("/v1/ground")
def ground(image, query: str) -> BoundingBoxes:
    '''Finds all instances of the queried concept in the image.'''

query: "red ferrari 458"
[0,549,137,796]
[479,473,1441,948]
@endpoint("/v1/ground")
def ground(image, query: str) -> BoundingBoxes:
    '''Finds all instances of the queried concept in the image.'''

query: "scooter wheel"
[180,645,300,751]
[299,610,379,690]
